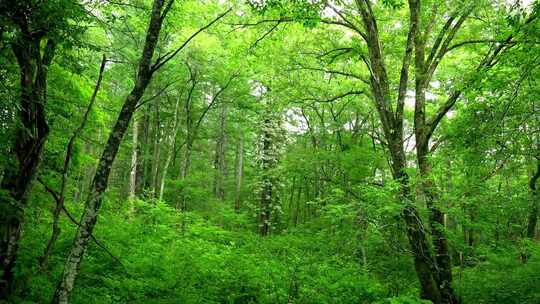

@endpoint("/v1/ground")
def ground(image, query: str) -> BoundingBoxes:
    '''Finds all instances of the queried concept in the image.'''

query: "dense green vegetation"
[1,0,540,303]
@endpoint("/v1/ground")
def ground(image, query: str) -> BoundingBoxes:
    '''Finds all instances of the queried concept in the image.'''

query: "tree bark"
[213,100,227,200]
[0,25,56,297]
[159,94,182,201]
[234,135,244,211]
[527,160,540,238]
[258,123,272,236]
[129,116,139,200]
[39,54,106,270]
[140,103,151,194]
[353,1,445,302]
[151,97,162,198]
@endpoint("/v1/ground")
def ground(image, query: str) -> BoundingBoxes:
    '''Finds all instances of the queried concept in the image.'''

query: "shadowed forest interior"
[1,0,540,303]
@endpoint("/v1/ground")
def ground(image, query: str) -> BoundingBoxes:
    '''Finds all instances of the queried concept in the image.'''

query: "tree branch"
[37,178,60,204]
[292,64,370,85]
[300,90,365,103]
[61,205,125,267]
[425,11,459,68]
[136,77,182,110]
[151,8,232,72]
[37,177,124,267]
[424,9,539,140]
[324,4,367,41]
[396,0,419,122]
[249,20,282,50]
[426,12,470,80]
[444,39,502,53]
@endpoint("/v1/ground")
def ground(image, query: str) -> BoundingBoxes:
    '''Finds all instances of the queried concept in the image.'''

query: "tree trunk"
[178,111,192,210]
[293,186,301,227]
[287,177,296,224]
[258,110,281,236]
[213,101,227,200]
[353,0,444,301]
[527,160,540,238]
[159,94,182,201]
[0,33,55,298]
[416,146,456,303]
[140,103,151,194]
[391,143,443,304]
[234,135,244,211]
[52,1,170,302]
[39,54,106,270]
[411,0,459,300]
[151,97,162,198]
[258,116,271,236]
[467,209,475,247]
[414,31,458,304]
[129,116,139,200]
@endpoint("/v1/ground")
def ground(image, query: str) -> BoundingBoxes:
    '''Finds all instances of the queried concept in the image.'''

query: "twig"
[151,8,233,72]
[61,205,125,267]
[37,178,125,267]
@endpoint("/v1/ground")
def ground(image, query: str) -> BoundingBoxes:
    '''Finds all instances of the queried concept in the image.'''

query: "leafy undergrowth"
[457,242,540,304]
[12,199,540,304]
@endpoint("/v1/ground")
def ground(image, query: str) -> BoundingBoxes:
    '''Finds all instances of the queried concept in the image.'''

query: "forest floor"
[12,199,540,304]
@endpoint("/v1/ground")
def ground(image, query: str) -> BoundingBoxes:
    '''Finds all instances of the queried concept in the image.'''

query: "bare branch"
[424,8,539,141]
[174,72,238,156]
[317,47,355,64]
[324,4,367,40]
[249,20,282,50]
[160,0,175,22]
[445,39,502,53]
[61,206,125,267]
[227,18,291,28]
[425,90,460,140]
[37,178,124,267]
[151,8,232,72]
[136,77,182,110]
[300,90,365,103]
[291,64,370,85]
[37,178,60,204]
[193,73,238,131]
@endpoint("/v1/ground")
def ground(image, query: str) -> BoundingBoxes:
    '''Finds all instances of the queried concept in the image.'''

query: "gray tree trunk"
[39,55,107,270]
[527,160,540,238]
[151,97,162,198]
[234,135,244,211]
[213,101,227,200]
[159,94,182,201]
[129,116,139,200]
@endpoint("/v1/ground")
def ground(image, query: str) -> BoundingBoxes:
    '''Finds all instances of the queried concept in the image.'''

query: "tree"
[245,0,539,302]
[52,1,231,301]
[0,0,85,297]
[1,1,540,303]
[256,95,285,236]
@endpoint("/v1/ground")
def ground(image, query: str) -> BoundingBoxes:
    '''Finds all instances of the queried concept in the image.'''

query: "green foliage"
[459,244,540,304]
[16,199,406,304]
[2,0,540,303]
[247,0,324,27]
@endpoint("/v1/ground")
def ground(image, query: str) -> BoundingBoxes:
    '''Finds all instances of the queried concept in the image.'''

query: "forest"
[0,0,539,303]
